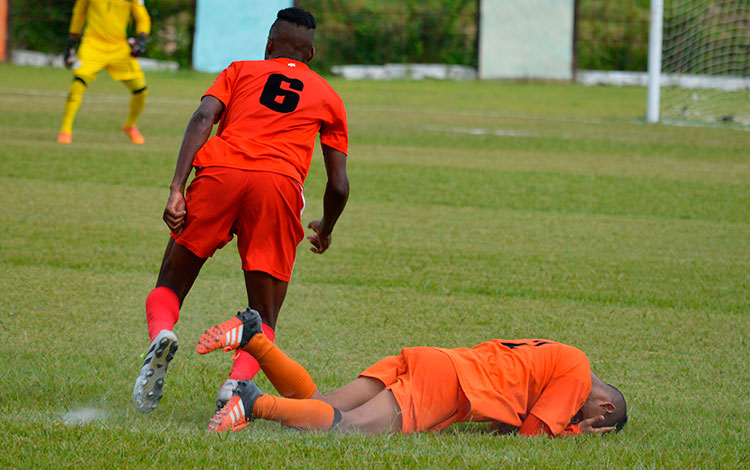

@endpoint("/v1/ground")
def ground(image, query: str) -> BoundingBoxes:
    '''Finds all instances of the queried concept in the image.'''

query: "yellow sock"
[123,78,147,128]
[253,395,337,431]
[60,78,87,134]
[243,333,316,399]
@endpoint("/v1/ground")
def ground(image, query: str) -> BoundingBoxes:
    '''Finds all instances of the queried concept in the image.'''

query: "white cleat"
[133,330,178,414]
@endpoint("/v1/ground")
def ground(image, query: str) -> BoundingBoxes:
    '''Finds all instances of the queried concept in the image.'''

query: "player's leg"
[107,45,147,143]
[135,167,242,413]
[58,41,102,142]
[121,77,147,144]
[215,271,288,408]
[208,379,401,434]
[319,377,387,411]
[199,305,388,411]
[251,389,402,433]
[145,237,207,338]
[198,307,315,400]
[134,238,207,414]
[335,389,402,433]
[58,77,88,143]
[218,172,306,406]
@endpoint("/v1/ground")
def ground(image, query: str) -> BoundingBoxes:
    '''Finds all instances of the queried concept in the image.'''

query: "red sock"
[253,395,336,431]
[145,286,180,341]
[228,323,275,380]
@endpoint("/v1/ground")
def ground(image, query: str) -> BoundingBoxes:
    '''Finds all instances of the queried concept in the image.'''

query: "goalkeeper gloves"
[130,33,150,57]
[63,38,78,68]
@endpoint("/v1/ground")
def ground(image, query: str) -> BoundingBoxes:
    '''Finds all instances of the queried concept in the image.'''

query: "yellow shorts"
[73,37,144,82]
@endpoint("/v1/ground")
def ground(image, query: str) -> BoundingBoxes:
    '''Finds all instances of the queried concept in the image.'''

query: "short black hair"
[276,7,316,29]
[599,383,628,433]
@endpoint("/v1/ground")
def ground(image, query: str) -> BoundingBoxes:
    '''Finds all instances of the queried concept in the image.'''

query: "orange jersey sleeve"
[439,339,591,436]
[525,347,591,434]
[194,58,348,186]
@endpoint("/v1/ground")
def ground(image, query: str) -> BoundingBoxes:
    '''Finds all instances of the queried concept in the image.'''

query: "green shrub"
[10,0,194,68]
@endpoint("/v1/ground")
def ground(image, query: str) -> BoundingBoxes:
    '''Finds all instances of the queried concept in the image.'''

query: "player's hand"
[130,33,150,57]
[63,39,77,68]
[163,190,187,234]
[578,415,615,434]
[307,220,331,254]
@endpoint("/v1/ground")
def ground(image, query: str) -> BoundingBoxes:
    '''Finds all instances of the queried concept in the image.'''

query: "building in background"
[192,0,292,73]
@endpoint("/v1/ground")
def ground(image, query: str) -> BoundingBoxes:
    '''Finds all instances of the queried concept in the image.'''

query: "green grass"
[1,63,748,469]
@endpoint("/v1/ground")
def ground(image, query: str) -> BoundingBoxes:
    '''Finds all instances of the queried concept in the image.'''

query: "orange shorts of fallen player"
[359,347,470,434]
[172,167,305,282]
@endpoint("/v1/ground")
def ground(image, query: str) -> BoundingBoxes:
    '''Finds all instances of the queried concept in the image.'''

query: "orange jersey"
[194,58,348,186]
[438,339,591,435]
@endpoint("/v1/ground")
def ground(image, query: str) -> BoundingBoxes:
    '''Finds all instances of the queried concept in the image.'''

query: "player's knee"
[73,76,89,88]
[132,85,148,96]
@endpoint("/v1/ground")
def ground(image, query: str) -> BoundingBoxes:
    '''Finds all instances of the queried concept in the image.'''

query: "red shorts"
[172,167,305,282]
[359,347,470,434]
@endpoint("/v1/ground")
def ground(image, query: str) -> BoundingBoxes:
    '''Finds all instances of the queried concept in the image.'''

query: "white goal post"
[647,0,749,126]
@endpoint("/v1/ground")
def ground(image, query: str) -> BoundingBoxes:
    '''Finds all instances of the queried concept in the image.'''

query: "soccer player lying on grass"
[196,309,628,436]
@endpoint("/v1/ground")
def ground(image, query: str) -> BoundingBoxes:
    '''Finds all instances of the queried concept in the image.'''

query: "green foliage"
[577,0,651,71]
[9,0,74,53]
[1,64,749,467]
[142,0,195,68]
[275,0,477,72]
[9,0,194,68]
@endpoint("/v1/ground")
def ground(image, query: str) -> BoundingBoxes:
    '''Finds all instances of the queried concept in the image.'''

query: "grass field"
[1,63,748,469]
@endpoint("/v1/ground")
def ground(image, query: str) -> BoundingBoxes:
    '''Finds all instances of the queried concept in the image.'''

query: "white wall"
[193,0,292,73]
[479,0,575,80]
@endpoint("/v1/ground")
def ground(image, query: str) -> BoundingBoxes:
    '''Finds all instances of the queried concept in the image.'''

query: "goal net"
[659,0,749,126]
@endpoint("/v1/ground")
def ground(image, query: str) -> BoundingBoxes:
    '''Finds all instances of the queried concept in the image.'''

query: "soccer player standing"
[133,7,350,415]
[57,0,151,144]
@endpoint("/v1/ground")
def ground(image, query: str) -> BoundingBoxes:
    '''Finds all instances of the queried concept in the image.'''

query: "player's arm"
[518,413,554,437]
[164,96,225,234]
[64,0,88,68]
[307,145,349,254]
[575,414,614,435]
[68,0,88,36]
[130,0,151,57]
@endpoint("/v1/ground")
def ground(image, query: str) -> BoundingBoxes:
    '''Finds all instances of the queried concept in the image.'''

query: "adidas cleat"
[207,380,262,433]
[196,307,262,355]
[133,330,178,414]
[215,378,239,412]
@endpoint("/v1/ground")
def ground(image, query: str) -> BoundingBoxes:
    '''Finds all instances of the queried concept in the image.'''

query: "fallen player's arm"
[519,413,554,437]
[577,414,615,434]
[518,414,583,437]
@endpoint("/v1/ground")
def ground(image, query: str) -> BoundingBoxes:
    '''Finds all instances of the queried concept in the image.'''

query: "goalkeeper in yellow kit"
[57,0,151,144]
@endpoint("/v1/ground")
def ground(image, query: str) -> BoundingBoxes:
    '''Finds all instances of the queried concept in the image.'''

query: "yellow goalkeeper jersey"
[70,0,150,48]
